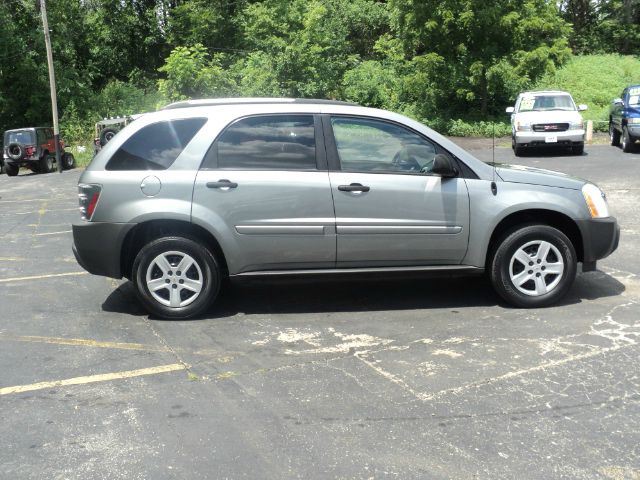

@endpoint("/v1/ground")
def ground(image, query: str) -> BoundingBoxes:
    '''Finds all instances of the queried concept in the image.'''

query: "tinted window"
[106,118,206,171]
[331,117,437,174]
[214,115,316,170]
[5,130,34,145]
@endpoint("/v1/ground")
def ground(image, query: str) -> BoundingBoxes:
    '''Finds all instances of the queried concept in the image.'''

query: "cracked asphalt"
[0,143,639,479]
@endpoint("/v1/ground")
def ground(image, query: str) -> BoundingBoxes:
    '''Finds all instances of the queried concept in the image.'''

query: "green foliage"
[534,54,640,131]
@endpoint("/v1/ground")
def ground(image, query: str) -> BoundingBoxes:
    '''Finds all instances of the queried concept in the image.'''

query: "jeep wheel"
[100,128,117,146]
[62,152,76,170]
[622,127,636,153]
[40,153,53,173]
[7,143,24,161]
[610,123,621,147]
[133,236,221,319]
[5,162,19,176]
[490,224,577,308]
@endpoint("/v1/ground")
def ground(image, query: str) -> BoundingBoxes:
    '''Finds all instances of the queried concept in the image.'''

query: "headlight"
[582,183,610,218]
[628,118,640,124]
[570,120,584,130]
[516,121,531,132]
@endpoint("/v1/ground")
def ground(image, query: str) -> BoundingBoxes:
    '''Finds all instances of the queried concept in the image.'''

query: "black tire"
[99,128,117,146]
[132,236,221,319]
[39,152,53,173]
[7,143,24,161]
[571,143,584,155]
[610,122,621,147]
[5,162,19,176]
[490,224,577,308]
[514,144,523,157]
[62,152,76,170]
[621,127,636,153]
[0,161,4,175]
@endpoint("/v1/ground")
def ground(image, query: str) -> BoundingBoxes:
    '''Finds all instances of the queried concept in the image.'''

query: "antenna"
[491,122,497,196]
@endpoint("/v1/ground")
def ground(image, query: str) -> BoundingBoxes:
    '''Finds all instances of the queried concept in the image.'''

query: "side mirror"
[431,154,458,178]
[613,98,623,106]
[505,106,515,114]
[578,104,588,111]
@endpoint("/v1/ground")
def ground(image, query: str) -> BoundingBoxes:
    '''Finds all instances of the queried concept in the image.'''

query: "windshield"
[4,130,35,145]
[629,87,640,106]
[518,95,576,112]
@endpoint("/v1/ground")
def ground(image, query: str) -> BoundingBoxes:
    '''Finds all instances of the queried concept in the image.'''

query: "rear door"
[192,114,336,274]
[325,115,470,267]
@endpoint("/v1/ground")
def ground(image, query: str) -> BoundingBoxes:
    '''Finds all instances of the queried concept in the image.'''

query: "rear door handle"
[207,179,238,189]
[338,183,370,192]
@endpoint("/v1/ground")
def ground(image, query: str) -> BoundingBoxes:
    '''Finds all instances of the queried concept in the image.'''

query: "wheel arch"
[120,219,228,280]
[486,209,583,268]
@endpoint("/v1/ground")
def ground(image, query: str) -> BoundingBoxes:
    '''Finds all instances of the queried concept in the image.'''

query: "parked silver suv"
[72,98,619,319]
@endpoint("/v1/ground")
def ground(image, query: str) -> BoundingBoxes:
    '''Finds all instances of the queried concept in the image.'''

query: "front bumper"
[72,222,136,279]
[515,130,584,148]
[576,217,620,272]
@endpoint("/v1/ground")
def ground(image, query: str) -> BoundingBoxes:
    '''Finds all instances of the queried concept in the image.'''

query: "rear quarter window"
[106,118,206,171]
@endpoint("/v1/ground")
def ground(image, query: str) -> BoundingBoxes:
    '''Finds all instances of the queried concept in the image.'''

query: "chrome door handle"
[207,179,238,189]
[338,183,370,192]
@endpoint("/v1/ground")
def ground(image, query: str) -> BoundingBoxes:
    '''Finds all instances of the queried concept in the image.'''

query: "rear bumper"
[576,217,620,271]
[72,222,136,279]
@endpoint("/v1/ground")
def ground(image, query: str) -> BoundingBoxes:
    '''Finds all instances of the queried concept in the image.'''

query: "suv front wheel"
[132,236,221,319]
[490,225,577,308]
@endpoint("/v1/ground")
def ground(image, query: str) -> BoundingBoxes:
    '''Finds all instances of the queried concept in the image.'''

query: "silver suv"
[507,90,587,156]
[72,98,619,319]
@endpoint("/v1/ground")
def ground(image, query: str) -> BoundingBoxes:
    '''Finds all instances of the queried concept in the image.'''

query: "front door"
[325,115,470,267]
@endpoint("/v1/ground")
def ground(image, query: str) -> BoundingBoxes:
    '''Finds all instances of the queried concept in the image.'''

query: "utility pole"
[40,0,63,173]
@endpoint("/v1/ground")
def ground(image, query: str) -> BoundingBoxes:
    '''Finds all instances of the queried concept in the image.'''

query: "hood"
[514,110,582,125]
[495,164,586,190]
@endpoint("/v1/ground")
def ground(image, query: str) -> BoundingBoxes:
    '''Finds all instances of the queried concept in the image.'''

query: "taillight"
[78,184,102,220]
[25,145,35,157]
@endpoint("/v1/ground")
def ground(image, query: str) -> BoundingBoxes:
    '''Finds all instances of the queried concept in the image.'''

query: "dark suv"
[2,127,75,176]
[610,85,640,152]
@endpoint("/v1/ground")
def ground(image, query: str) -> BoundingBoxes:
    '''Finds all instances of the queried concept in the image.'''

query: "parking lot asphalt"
[0,144,639,479]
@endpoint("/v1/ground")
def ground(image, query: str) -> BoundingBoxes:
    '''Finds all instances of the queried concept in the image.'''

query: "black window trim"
[321,113,478,179]
[199,113,326,172]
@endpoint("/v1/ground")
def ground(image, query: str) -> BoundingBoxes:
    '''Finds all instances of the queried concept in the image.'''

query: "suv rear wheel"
[5,162,19,176]
[490,224,577,308]
[132,236,221,319]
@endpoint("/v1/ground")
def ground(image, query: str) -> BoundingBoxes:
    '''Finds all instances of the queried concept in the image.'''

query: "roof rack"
[162,97,357,110]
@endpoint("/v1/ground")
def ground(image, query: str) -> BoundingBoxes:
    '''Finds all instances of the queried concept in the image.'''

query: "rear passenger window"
[210,115,316,170]
[106,118,206,171]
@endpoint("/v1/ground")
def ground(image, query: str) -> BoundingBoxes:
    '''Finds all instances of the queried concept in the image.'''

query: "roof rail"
[162,97,357,110]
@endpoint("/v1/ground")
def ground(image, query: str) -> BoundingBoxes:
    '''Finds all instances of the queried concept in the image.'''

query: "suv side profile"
[73,99,619,319]
[507,91,587,156]
[3,127,75,176]
[609,85,640,153]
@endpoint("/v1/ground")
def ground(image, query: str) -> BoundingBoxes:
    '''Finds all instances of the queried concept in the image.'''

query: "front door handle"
[207,179,238,189]
[338,183,370,193]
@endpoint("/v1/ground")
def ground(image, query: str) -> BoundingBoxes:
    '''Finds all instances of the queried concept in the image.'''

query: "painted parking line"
[0,271,88,283]
[34,230,72,236]
[0,334,171,353]
[0,363,188,396]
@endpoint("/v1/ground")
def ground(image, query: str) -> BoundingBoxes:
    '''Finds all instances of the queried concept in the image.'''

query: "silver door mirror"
[431,154,458,178]
[578,104,588,111]
[613,98,623,106]
[506,106,515,114]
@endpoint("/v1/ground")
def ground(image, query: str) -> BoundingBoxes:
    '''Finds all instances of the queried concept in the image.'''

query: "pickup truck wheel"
[610,123,621,146]
[62,152,76,170]
[490,225,577,308]
[571,143,584,155]
[133,236,221,319]
[39,153,53,173]
[5,162,19,176]
[621,127,636,153]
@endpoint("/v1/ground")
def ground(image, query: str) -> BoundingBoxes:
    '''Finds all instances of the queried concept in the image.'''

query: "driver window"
[331,117,436,174]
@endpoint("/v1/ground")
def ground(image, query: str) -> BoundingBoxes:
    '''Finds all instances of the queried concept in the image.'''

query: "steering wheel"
[392,150,421,171]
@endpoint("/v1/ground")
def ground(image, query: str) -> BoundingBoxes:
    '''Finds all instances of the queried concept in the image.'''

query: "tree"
[389,0,572,117]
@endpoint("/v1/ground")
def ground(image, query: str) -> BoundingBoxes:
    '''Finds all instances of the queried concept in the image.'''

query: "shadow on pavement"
[101,269,626,320]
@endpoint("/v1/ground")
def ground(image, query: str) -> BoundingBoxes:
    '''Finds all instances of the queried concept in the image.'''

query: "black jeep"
[2,127,75,176]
